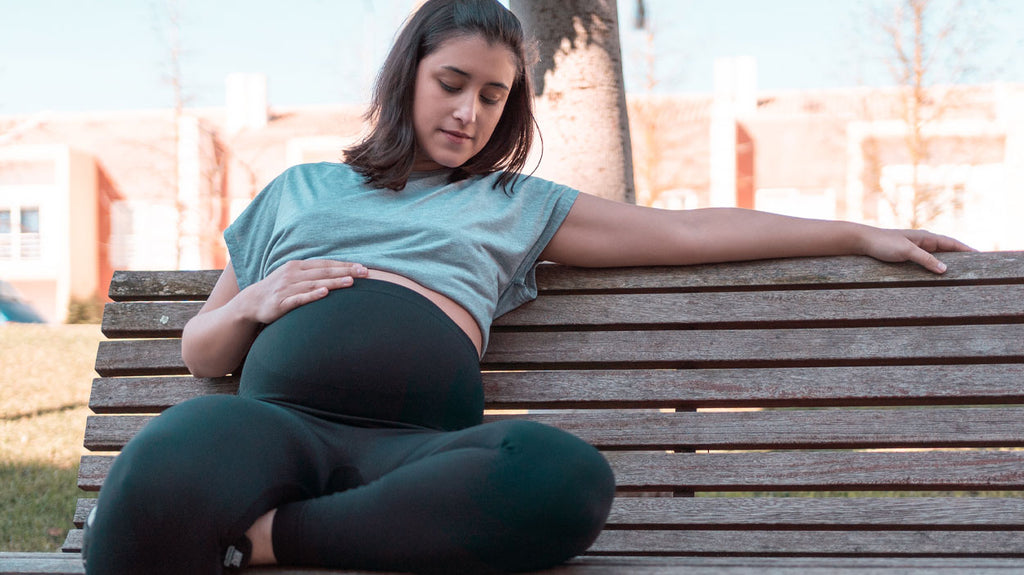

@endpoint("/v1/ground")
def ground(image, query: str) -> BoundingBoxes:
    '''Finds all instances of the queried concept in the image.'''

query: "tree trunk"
[511,0,636,203]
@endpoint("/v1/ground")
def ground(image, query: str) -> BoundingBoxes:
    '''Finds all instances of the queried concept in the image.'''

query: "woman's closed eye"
[440,81,502,106]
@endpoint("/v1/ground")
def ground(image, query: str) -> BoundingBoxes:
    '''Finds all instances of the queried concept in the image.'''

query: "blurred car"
[0,279,45,323]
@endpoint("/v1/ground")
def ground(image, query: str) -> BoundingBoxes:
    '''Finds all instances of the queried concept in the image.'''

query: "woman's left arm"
[540,192,974,273]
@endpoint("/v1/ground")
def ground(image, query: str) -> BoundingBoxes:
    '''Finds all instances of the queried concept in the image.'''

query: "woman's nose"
[452,94,477,124]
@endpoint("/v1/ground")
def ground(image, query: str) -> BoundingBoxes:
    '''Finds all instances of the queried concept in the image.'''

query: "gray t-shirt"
[224,162,579,352]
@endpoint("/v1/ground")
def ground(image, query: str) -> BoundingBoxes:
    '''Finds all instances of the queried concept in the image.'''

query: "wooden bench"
[4,250,1024,574]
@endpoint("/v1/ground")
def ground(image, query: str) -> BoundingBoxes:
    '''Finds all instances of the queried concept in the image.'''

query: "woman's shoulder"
[271,162,367,193]
[468,170,578,197]
[278,161,356,179]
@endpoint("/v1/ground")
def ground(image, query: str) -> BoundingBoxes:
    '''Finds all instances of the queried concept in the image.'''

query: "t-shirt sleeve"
[494,182,579,318]
[222,173,285,291]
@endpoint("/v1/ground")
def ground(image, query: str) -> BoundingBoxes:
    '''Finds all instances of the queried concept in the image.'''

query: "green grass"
[0,323,103,552]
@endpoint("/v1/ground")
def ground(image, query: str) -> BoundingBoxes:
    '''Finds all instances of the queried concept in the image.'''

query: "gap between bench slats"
[88,365,1024,413]
[76,450,1024,492]
[92,324,1024,376]
[82,407,1024,452]
[98,284,1024,338]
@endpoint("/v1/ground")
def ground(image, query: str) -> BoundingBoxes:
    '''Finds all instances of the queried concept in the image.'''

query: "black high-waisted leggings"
[86,280,615,574]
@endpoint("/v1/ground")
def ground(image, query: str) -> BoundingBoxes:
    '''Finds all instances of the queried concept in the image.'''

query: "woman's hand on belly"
[183,259,368,378]
[242,259,370,325]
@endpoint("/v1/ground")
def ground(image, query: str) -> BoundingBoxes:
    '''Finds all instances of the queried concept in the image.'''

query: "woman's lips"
[441,129,472,143]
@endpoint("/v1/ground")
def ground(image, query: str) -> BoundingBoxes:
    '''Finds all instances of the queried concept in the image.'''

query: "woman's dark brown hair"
[344,0,537,192]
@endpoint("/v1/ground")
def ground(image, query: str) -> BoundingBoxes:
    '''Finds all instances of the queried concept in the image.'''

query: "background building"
[2,69,1022,322]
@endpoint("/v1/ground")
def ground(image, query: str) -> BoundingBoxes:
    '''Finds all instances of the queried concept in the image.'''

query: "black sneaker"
[81,505,96,568]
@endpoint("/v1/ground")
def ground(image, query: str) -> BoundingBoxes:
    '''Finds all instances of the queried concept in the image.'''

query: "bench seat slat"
[606,497,1024,529]
[607,451,1024,492]
[83,407,1024,452]
[98,284,1024,338]
[590,529,1024,556]
[38,545,1024,574]
[88,365,1024,413]
[78,450,1024,492]
[71,496,1024,532]
[93,325,1024,377]
[55,528,1024,558]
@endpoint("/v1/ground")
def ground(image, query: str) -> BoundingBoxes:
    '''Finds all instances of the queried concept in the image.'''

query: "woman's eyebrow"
[441,65,511,91]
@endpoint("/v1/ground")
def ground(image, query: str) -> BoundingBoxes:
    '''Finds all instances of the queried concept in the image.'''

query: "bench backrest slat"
[89,363,1024,413]
[84,406,1024,452]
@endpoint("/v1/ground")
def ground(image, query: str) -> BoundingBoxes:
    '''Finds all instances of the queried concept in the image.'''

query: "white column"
[177,115,202,270]
[709,57,756,208]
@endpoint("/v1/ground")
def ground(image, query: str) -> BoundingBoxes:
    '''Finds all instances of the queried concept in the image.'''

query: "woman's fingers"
[253,259,371,322]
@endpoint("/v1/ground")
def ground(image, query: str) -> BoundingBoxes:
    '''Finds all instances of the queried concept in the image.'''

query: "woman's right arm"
[181,259,368,377]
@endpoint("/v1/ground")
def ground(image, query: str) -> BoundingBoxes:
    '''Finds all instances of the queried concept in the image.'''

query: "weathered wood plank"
[88,365,1024,413]
[590,529,1024,556]
[606,496,1024,529]
[78,450,1024,492]
[0,553,85,575]
[52,528,1024,561]
[99,284,1024,338]
[504,407,1024,450]
[606,451,1024,492]
[84,407,1024,452]
[482,364,1024,409]
[94,339,188,377]
[496,285,1024,327]
[34,546,1024,574]
[93,325,1024,376]
[68,496,1024,533]
[485,325,1024,368]
[88,376,238,413]
[532,251,1024,292]
[100,301,202,338]
[100,252,1024,303]
[107,269,222,301]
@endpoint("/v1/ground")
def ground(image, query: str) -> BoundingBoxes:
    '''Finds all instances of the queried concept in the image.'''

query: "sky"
[2,0,1023,117]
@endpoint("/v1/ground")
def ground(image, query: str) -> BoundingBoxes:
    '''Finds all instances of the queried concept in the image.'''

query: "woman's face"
[411,34,517,172]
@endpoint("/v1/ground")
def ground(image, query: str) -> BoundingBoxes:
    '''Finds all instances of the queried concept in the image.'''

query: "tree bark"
[511,0,636,203]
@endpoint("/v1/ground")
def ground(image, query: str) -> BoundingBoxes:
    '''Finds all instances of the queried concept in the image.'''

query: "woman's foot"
[245,508,278,565]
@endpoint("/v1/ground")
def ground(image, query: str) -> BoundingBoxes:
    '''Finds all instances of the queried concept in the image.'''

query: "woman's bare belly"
[365,269,482,357]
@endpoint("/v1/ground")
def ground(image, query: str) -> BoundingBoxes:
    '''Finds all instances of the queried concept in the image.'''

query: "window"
[0,210,10,259]
[19,207,40,259]
[0,206,41,260]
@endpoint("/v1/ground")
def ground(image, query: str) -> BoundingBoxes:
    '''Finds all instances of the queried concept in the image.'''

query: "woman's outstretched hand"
[240,259,370,325]
[857,228,975,274]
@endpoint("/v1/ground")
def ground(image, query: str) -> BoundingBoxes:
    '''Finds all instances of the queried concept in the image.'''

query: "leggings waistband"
[346,279,479,360]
